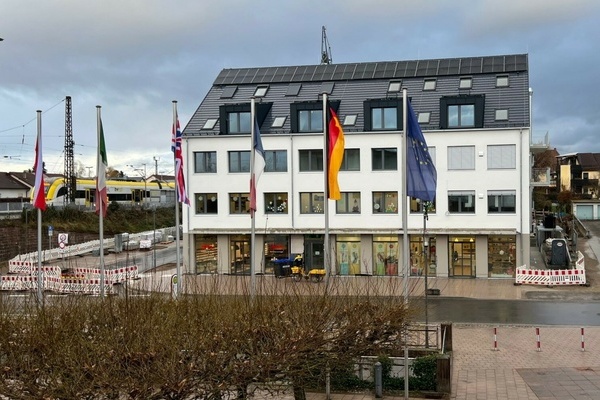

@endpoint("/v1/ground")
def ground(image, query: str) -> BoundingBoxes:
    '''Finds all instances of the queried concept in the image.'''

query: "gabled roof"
[577,153,600,171]
[184,53,530,137]
[0,172,30,190]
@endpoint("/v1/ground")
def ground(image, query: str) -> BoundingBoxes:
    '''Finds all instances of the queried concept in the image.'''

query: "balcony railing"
[531,167,555,187]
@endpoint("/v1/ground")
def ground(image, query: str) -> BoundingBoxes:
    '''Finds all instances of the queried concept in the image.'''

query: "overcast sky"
[1,0,599,176]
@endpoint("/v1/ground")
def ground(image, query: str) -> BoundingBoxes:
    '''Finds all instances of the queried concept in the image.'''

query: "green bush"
[411,354,437,391]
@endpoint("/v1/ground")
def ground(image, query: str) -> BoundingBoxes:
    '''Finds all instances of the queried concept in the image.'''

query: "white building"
[181,54,544,280]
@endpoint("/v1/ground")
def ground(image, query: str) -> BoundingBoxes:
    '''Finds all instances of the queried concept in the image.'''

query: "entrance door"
[450,239,476,277]
[230,239,250,275]
[304,238,324,273]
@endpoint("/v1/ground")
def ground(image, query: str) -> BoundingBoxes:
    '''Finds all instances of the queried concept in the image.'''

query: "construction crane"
[64,96,76,204]
[321,26,332,65]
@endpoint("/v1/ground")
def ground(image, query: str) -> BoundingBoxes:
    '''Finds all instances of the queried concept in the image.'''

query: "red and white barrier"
[515,251,586,286]
[536,327,541,352]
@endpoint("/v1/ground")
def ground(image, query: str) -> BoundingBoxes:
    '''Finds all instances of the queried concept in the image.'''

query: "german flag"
[327,103,345,200]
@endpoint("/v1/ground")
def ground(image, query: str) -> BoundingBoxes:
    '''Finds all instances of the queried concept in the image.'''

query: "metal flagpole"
[250,97,257,298]
[173,100,181,298]
[97,106,105,297]
[36,110,44,306]
[402,88,410,399]
[323,93,330,289]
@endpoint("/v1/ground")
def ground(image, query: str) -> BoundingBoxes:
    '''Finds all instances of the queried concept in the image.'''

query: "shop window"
[488,236,516,278]
[195,235,218,274]
[336,235,361,275]
[409,235,437,277]
[373,236,398,276]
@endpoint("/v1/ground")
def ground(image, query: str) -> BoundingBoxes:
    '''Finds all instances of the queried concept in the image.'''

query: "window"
[299,149,323,171]
[343,115,357,126]
[440,95,485,129]
[448,104,474,127]
[496,76,509,87]
[423,79,437,91]
[194,235,217,274]
[195,193,218,214]
[373,236,399,276]
[488,191,516,213]
[264,235,290,274]
[459,77,472,89]
[495,109,508,121]
[364,99,402,131]
[371,107,397,130]
[372,148,397,171]
[229,193,250,214]
[194,151,217,173]
[336,192,361,214]
[300,192,324,214]
[410,198,436,213]
[202,119,218,130]
[448,146,475,170]
[286,83,302,96]
[229,111,251,133]
[487,145,516,169]
[448,191,475,213]
[340,149,360,171]
[254,86,269,97]
[220,86,237,98]
[290,101,330,133]
[265,192,288,214]
[373,191,398,213]
[229,151,250,173]
[336,235,361,275]
[265,150,287,172]
[418,112,431,124]
[388,81,402,92]
[272,116,286,128]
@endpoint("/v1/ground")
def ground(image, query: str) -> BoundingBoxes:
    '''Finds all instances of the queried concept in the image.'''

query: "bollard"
[492,327,499,351]
[536,327,541,352]
[581,327,585,352]
[374,361,382,398]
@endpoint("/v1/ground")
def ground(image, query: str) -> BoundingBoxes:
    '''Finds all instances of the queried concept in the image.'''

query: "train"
[36,177,176,207]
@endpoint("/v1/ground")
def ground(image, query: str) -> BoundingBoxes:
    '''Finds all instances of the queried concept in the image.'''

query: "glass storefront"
[449,236,476,277]
[195,235,218,274]
[264,235,290,275]
[372,236,398,276]
[409,235,437,276]
[230,234,250,275]
[488,235,516,278]
[336,235,361,275]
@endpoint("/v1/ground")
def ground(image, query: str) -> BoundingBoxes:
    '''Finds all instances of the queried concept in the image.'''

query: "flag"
[406,99,437,202]
[96,119,108,217]
[250,118,266,216]
[172,116,191,205]
[327,103,345,200]
[32,132,46,211]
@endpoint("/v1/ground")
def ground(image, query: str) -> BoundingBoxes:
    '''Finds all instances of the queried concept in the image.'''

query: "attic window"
[423,79,437,91]
[272,116,286,128]
[343,115,357,126]
[388,81,402,92]
[286,83,302,96]
[254,86,269,97]
[496,76,509,87]
[220,86,237,98]
[459,77,472,89]
[321,82,335,94]
[495,109,508,121]
[418,112,431,124]
[202,119,218,130]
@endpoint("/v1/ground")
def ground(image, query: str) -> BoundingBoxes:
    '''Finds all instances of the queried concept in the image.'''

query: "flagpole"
[402,88,410,399]
[322,93,330,288]
[96,106,106,297]
[36,110,44,306]
[250,97,257,298]
[173,100,181,298]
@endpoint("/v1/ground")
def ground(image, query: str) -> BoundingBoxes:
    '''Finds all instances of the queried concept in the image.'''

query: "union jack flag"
[172,117,190,205]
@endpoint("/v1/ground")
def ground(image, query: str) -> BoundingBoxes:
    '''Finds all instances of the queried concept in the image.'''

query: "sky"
[1,0,600,177]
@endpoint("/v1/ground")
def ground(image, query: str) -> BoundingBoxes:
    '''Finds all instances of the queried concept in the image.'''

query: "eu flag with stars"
[407,99,437,202]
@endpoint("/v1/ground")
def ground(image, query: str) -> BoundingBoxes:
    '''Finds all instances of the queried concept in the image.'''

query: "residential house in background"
[181,53,546,279]
[558,152,600,220]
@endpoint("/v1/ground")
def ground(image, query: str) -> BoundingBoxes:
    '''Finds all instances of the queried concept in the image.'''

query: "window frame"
[488,190,516,213]
[372,191,399,214]
[448,191,476,214]
[340,148,360,171]
[194,151,217,173]
[440,95,485,129]
[228,151,250,173]
[229,193,250,214]
[195,193,218,214]
[299,149,324,172]
[372,148,398,171]
[264,150,288,172]
[487,144,516,169]
[364,99,402,132]
[300,192,325,214]
[264,192,288,214]
[336,192,361,214]
[448,146,475,170]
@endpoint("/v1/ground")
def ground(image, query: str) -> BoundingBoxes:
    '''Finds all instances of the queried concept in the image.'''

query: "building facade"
[181,54,533,279]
